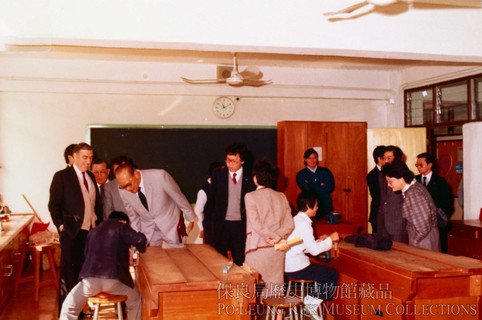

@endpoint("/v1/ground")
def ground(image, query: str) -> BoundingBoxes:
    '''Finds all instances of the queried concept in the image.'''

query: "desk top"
[452,219,482,229]
[0,214,33,251]
[336,241,482,278]
[138,244,253,293]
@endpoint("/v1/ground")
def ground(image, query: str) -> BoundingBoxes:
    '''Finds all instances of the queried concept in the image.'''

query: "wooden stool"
[262,296,303,320]
[14,244,58,302]
[286,277,316,299]
[286,278,320,319]
[88,292,128,320]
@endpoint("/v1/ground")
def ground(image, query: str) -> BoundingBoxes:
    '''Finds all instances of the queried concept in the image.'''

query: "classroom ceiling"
[5,44,481,72]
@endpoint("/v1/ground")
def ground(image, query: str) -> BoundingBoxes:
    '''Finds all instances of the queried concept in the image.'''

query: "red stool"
[14,244,58,301]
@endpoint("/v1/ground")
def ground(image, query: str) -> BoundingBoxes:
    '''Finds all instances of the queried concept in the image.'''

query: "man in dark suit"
[49,142,103,314]
[211,143,256,266]
[378,145,407,243]
[415,152,454,253]
[366,145,386,233]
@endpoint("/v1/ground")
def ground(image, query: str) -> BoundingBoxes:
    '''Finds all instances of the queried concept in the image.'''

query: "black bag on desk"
[345,228,393,251]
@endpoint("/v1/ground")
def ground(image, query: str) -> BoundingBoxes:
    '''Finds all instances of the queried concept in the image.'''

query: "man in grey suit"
[115,163,195,247]
[102,156,135,220]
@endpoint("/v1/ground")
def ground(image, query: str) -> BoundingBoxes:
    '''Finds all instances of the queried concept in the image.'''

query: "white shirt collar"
[230,167,243,180]
[138,170,145,193]
[422,171,433,181]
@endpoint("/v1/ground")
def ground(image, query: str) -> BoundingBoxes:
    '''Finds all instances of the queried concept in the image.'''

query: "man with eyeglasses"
[91,159,110,196]
[211,142,256,266]
[415,152,454,253]
[114,162,195,247]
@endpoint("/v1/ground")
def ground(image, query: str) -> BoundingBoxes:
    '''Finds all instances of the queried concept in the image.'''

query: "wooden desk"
[448,219,482,259]
[0,214,33,311]
[327,241,482,320]
[136,244,255,320]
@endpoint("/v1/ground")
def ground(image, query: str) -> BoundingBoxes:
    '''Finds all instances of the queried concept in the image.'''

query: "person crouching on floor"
[60,211,147,320]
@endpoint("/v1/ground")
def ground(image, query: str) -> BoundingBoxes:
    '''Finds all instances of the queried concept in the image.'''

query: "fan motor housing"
[217,66,233,79]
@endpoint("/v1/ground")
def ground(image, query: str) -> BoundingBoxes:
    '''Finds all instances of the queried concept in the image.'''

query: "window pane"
[406,89,433,125]
[433,126,463,136]
[436,81,468,122]
[475,77,482,120]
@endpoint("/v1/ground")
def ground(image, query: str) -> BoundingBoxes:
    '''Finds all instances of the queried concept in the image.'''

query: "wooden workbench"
[326,241,482,319]
[136,244,255,320]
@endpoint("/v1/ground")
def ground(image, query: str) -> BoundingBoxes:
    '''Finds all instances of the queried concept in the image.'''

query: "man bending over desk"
[60,211,147,320]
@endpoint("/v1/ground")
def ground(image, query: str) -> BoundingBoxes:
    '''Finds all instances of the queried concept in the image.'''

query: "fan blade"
[181,77,227,84]
[240,79,273,87]
[324,1,369,16]
[411,0,480,7]
[239,66,263,80]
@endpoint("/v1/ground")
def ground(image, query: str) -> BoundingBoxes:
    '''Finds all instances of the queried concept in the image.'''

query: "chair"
[262,296,303,320]
[88,292,128,320]
[14,244,58,302]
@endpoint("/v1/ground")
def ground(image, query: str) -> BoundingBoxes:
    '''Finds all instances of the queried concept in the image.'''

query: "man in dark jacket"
[49,142,103,314]
[415,152,454,252]
[366,145,386,233]
[59,211,147,320]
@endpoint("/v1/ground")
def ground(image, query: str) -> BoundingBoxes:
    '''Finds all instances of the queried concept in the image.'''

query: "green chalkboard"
[90,126,277,202]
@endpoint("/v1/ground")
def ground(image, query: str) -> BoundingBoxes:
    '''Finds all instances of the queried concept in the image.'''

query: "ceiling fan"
[181,53,272,87]
[324,0,481,18]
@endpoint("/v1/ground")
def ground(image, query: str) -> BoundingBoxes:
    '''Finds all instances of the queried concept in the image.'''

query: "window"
[406,88,433,125]
[436,81,468,123]
[405,73,481,135]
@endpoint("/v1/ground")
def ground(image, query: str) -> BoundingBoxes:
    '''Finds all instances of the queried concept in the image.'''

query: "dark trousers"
[285,263,339,300]
[215,220,246,266]
[58,229,88,315]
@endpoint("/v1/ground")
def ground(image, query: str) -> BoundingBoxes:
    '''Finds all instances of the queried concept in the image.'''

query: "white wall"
[463,122,482,220]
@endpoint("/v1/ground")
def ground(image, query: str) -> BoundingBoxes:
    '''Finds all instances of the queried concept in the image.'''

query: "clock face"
[213,97,235,119]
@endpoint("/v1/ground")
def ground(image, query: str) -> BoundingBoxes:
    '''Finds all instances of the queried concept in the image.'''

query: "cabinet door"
[0,241,14,311]
[324,122,367,229]
[277,121,308,209]
[278,121,367,230]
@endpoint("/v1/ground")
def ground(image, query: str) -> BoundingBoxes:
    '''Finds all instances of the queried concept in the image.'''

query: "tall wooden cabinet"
[277,121,368,231]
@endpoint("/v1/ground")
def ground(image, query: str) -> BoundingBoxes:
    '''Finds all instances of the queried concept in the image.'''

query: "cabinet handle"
[4,264,13,277]
[343,188,351,192]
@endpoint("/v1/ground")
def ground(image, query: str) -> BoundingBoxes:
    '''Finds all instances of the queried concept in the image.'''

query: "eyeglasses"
[93,170,108,175]
[118,179,133,190]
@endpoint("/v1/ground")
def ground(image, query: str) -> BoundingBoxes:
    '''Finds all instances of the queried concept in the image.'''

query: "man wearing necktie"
[211,143,256,266]
[91,158,110,199]
[49,142,103,315]
[115,163,195,247]
[415,152,454,253]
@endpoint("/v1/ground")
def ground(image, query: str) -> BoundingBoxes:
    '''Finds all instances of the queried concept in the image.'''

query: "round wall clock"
[213,96,235,119]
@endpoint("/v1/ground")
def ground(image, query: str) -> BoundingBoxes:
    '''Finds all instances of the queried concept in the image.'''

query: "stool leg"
[93,303,100,320]
[293,306,299,320]
[33,250,41,302]
[13,248,27,297]
[117,301,124,320]
[47,248,58,287]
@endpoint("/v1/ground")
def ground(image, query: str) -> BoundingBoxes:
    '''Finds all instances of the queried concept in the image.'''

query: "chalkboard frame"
[88,125,277,203]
